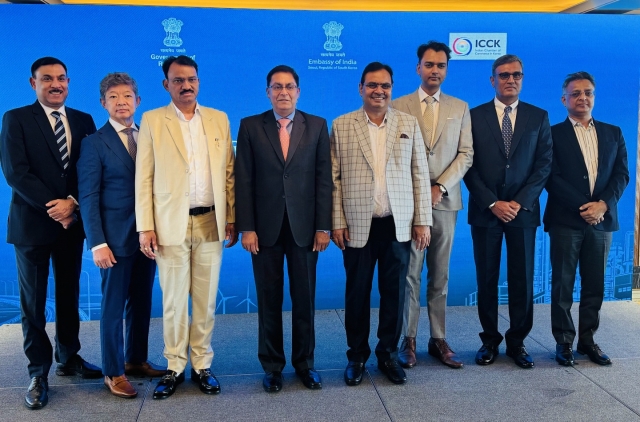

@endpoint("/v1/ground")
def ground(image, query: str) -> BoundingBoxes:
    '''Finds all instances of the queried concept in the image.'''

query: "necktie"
[122,127,137,161]
[423,96,435,148]
[278,118,290,160]
[502,105,513,157]
[51,111,69,169]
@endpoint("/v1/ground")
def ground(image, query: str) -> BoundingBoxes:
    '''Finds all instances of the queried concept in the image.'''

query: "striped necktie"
[51,111,69,169]
[122,127,137,161]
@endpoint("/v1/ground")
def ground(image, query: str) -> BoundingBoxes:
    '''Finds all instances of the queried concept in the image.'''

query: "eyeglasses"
[170,77,199,85]
[566,90,595,99]
[496,72,524,81]
[364,82,392,90]
[269,84,298,92]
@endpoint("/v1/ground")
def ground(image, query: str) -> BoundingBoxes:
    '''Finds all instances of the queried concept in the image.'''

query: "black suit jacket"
[235,109,332,247]
[543,118,629,232]
[77,121,139,256]
[464,100,553,228]
[0,101,96,245]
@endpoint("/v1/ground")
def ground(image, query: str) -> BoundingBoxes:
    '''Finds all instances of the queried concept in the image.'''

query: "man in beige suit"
[392,41,473,369]
[331,62,432,386]
[135,55,237,399]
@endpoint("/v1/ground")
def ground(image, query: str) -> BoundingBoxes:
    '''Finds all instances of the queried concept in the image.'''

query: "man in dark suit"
[544,71,629,367]
[77,72,166,399]
[463,54,552,369]
[235,65,332,393]
[0,57,101,410]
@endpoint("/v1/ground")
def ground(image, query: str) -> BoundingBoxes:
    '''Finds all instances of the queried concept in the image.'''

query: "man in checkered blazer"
[330,62,432,386]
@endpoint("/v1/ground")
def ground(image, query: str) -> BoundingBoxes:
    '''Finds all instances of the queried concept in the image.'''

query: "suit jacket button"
[502,184,506,187]
[61,173,65,178]
[185,192,189,196]
[429,152,434,156]
[583,175,588,179]
[282,195,285,199]
[506,165,510,168]
[284,174,289,179]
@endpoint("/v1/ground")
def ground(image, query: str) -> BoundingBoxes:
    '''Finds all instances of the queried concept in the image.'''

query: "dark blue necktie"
[51,111,69,169]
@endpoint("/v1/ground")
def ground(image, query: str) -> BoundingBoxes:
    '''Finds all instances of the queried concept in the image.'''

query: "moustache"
[180,89,195,95]
[49,89,63,94]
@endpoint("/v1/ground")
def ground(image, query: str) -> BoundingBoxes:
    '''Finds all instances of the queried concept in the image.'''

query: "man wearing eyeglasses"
[392,41,473,370]
[135,55,238,399]
[463,54,552,369]
[331,62,431,386]
[236,65,332,393]
[0,57,100,410]
[544,72,628,367]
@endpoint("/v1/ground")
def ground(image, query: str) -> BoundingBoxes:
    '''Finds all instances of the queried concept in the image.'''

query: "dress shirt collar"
[172,102,201,122]
[109,118,138,133]
[40,101,67,118]
[568,116,594,128]
[419,87,441,103]
[273,110,295,122]
[364,110,388,127]
[494,97,519,113]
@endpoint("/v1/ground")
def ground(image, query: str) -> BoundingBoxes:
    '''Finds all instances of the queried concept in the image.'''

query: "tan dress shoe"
[398,336,417,368]
[104,375,137,398]
[428,338,464,369]
[125,361,167,378]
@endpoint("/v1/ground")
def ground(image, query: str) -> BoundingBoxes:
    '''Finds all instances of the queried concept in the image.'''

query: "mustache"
[180,89,195,95]
[49,89,63,94]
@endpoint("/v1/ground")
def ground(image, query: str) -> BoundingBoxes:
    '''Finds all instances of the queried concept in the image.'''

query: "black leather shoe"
[475,344,498,365]
[191,368,221,394]
[555,344,575,366]
[24,376,48,410]
[56,354,102,379]
[344,361,364,386]
[506,346,534,368]
[152,370,185,399]
[377,359,407,385]
[295,368,322,390]
[263,371,283,393]
[577,343,611,366]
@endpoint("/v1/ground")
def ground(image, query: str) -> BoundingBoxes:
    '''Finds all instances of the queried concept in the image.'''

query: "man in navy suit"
[463,54,552,369]
[0,57,101,410]
[77,73,166,398]
[544,71,629,367]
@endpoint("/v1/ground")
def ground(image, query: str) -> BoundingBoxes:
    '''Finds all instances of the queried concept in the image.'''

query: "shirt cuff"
[91,243,108,252]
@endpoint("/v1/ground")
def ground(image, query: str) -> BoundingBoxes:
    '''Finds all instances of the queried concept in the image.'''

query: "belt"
[189,206,214,216]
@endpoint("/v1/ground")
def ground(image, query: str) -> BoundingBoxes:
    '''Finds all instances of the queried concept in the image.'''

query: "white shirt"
[365,112,392,218]
[172,102,215,208]
[418,87,441,147]
[569,117,599,195]
[40,102,72,153]
[494,97,519,131]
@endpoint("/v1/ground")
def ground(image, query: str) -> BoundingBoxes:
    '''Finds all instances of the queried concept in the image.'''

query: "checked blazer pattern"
[330,107,432,248]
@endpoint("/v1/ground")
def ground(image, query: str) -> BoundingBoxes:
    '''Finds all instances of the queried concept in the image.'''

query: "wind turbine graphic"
[216,288,236,314]
[235,281,257,313]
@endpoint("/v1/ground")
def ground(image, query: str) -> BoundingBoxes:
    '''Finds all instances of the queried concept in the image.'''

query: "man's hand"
[139,230,158,259]
[431,186,444,207]
[332,228,350,250]
[491,201,519,223]
[241,231,259,254]
[579,201,607,225]
[93,246,117,269]
[225,223,238,248]
[313,232,330,252]
[508,200,522,213]
[60,215,76,229]
[412,225,431,251]
[46,198,75,221]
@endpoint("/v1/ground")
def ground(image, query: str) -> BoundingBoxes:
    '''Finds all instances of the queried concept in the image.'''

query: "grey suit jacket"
[330,107,432,248]
[392,90,473,211]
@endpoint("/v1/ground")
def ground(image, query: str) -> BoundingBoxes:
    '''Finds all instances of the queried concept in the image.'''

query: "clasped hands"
[332,226,430,251]
[579,201,607,225]
[491,200,521,223]
[46,198,76,229]
[241,230,330,254]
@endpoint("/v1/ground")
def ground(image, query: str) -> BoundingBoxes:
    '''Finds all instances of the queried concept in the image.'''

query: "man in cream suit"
[135,55,237,399]
[331,62,432,386]
[392,41,473,369]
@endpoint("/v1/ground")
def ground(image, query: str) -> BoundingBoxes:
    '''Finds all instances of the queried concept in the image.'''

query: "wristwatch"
[437,184,447,194]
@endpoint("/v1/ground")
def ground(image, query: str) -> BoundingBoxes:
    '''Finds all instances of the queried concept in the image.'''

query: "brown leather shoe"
[398,336,417,368]
[428,338,463,369]
[104,375,137,398]
[125,361,167,378]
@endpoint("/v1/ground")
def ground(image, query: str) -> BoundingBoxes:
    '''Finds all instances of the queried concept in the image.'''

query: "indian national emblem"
[322,21,344,52]
[162,18,184,48]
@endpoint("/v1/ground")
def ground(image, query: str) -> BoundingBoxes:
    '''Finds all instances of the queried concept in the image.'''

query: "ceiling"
[3,0,640,13]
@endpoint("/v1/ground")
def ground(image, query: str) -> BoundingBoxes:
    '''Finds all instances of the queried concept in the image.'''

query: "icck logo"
[452,38,472,56]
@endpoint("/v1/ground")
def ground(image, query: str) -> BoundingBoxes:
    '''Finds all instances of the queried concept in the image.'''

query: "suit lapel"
[285,111,306,168]
[384,108,398,164]
[561,118,588,173]
[263,111,285,165]
[481,101,506,156]
[407,91,427,148]
[164,104,188,164]
[99,122,135,174]
[509,102,530,156]
[354,109,374,170]
[67,108,86,163]
[432,93,451,149]
[594,120,608,183]
[32,102,64,169]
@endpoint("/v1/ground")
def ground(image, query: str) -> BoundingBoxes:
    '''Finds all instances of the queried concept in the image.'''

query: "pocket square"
[400,133,409,139]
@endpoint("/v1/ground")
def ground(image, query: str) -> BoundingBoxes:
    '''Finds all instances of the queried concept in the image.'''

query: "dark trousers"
[343,216,410,364]
[251,214,318,373]
[100,249,156,377]
[14,222,84,378]
[549,225,612,346]
[471,224,536,348]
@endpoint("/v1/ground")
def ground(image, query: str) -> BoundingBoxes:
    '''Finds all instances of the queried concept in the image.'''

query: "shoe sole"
[555,356,574,366]
[429,349,464,369]
[344,376,362,386]
[24,398,47,410]
[398,361,415,369]
[475,358,496,365]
